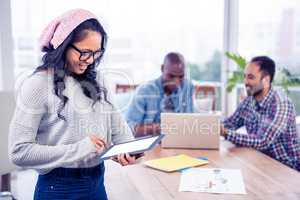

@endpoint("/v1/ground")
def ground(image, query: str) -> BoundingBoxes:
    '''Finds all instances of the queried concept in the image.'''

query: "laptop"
[161,113,220,149]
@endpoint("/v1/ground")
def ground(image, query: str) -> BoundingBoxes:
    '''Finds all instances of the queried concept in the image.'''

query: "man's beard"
[245,82,264,97]
[163,82,179,93]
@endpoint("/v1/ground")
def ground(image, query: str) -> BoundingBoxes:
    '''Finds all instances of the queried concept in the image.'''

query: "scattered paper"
[144,154,209,172]
[179,168,246,194]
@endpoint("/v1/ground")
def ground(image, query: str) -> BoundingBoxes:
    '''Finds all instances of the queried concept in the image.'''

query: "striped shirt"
[223,88,300,170]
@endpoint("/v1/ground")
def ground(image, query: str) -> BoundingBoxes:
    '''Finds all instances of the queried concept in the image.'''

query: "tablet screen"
[100,135,163,159]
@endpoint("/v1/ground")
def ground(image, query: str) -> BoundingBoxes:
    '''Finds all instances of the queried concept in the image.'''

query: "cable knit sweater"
[9,70,134,174]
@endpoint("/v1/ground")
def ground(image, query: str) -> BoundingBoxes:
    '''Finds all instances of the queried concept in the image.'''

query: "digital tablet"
[99,134,164,160]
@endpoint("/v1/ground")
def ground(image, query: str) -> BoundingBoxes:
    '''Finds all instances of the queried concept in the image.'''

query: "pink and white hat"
[39,9,98,51]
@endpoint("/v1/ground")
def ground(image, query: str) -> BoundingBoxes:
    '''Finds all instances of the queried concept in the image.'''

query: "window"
[239,0,300,114]
[11,0,224,110]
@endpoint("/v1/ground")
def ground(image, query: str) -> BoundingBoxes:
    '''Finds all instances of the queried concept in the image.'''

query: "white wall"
[0,0,15,91]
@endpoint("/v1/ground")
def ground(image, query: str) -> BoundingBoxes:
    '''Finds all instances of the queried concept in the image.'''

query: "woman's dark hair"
[35,18,109,120]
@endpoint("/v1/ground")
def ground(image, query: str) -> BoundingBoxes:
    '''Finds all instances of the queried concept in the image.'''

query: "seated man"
[126,52,194,137]
[221,56,300,170]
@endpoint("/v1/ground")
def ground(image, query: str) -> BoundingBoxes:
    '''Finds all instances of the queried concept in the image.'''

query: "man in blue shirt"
[126,52,194,137]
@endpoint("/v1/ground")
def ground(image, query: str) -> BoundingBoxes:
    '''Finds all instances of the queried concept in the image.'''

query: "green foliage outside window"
[225,52,300,94]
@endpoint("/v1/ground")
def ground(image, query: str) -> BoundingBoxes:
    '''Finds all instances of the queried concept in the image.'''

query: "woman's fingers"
[116,153,136,166]
[117,154,129,166]
[89,135,106,153]
[125,153,136,164]
[95,138,106,148]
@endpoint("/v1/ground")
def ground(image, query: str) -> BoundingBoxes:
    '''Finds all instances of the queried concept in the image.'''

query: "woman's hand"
[112,153,136,166]
[89,135,106,153]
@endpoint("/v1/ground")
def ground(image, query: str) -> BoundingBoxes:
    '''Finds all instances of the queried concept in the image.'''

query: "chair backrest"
[115,84,138,93]
[0,91,17,175]
[194,85,216,111]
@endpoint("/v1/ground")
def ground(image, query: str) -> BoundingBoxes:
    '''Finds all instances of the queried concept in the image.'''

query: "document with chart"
[179,168,246,194]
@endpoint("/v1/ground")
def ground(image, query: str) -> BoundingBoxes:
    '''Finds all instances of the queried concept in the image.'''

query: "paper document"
[99,135,164,160]
[144,154,209,172]
[179,168,246,194]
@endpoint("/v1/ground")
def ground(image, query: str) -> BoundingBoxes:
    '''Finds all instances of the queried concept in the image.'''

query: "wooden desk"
[104,140,300,200]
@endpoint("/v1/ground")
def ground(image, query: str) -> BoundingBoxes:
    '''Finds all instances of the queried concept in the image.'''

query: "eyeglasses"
[70,44,104,61]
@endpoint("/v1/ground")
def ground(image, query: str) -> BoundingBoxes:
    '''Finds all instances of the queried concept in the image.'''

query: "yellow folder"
[144,154,209,172]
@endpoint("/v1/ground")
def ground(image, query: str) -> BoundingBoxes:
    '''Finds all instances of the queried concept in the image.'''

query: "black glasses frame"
[70,44,104,61]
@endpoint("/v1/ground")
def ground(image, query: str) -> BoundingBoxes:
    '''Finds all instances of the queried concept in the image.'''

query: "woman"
[9,9,136,200]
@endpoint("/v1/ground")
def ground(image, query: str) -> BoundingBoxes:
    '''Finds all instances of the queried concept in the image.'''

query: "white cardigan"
[9,70,134,174]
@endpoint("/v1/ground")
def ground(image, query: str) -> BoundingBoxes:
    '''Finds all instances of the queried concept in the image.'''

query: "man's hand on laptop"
[152,123,161,135]
[220,124,228,139]
[134,123,161,137]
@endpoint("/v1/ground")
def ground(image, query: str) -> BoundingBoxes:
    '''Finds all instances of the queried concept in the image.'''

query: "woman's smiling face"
[66,30,102,75]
